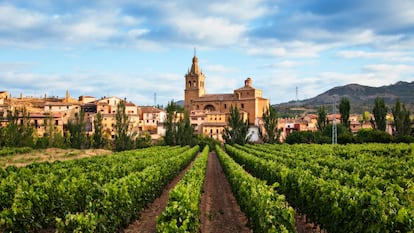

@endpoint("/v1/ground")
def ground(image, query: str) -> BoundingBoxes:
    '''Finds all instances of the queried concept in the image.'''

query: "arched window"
[193,81,197,87]
[188,81,191,88]
[204,105,215,111]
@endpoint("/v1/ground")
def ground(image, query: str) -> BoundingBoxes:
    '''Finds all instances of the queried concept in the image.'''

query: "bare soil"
[200,152,252,233]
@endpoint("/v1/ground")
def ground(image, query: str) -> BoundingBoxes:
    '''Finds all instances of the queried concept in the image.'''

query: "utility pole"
[332,95,338,145]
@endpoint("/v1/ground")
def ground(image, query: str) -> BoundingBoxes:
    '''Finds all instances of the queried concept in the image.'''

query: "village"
[0,54,395,145]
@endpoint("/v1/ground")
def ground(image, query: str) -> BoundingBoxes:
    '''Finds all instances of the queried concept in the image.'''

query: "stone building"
[184,54,269,141]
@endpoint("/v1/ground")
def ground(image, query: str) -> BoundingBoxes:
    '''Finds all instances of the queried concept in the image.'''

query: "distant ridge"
[274,81,414,114]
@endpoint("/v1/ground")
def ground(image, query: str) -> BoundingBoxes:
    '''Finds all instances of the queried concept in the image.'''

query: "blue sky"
[0,0,413,106]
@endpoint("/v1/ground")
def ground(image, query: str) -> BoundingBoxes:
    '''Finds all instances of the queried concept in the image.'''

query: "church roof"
[234,86,256,91]
[192,94,236,102]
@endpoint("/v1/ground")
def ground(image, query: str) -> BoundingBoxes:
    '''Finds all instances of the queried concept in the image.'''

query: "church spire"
[191,48,200,75]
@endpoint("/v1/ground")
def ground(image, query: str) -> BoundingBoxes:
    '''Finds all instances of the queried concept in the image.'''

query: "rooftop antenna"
[154,92,157,107]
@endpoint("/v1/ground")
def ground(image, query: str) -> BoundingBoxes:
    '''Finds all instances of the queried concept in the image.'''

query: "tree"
[164,101,194,146]
[363,111,371,122]
[114,101,134,151]
[67,109,88,149]
[339,97,350,130]
[164,100,178,146]
[40,114,65,148]
[259,105,281,143]
[1,108,35,147]
[372,97,388,131]
[392,98,411,137]
[317,106,328,132]
[222,106,250,145]
[93,112,107,148]
[176,110,195,146]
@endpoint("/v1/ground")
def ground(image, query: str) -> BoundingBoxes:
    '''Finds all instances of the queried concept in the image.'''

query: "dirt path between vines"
[124,151,252,233]
[123,155,196,233]
[200,152,252,233]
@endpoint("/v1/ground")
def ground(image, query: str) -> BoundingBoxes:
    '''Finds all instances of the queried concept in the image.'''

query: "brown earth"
[200,152,252,233]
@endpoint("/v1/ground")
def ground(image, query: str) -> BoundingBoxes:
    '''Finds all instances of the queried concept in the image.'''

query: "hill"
[274,81,414,115]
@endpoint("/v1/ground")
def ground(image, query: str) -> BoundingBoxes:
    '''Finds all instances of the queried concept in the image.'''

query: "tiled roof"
[139,106,162,113]
[193,94,236,102]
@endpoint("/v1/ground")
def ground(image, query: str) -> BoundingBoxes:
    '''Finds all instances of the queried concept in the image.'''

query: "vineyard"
[225,143,414,233]
[0,143,413,232]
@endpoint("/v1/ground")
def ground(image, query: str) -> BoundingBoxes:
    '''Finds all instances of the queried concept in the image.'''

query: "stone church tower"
[184,52,205,110]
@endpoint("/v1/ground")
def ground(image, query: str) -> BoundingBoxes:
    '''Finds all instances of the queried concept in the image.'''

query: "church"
[184,53,269,141]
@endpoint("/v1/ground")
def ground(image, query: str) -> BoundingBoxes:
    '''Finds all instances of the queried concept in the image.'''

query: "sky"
[0,0,413,106]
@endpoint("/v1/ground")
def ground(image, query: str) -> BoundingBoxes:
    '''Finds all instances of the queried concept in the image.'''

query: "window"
[241,103,244,108]
[55,120,58,125]
[224,104,227,109]
[216,129,219,133]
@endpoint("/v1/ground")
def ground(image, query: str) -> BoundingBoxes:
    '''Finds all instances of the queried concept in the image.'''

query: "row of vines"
[217,145,296,232]
[225,143,414,233]
[0,145,199,232]
[157,145,209,232]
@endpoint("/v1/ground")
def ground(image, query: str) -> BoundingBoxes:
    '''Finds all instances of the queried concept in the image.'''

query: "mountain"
[274,81,414,114]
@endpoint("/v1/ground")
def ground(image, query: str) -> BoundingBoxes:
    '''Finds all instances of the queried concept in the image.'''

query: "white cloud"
[0,4,45,30]
[167,14,246,46]
[209,0,273,21]
[246,39,331,58]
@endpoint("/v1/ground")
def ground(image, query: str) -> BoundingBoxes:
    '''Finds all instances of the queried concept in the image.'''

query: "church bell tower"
[184,50,206,110]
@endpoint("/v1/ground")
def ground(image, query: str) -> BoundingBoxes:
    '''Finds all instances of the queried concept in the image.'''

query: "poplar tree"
[223,106,250,145]
[164,100,178,145]
[93,112,107,148]
[259,105,281,143]
[392,98,411,137]
[317,106,328,132]
[339,97,351,130]
[372,97,388,131]
[67,109,88,149]
[114,101,134,151]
